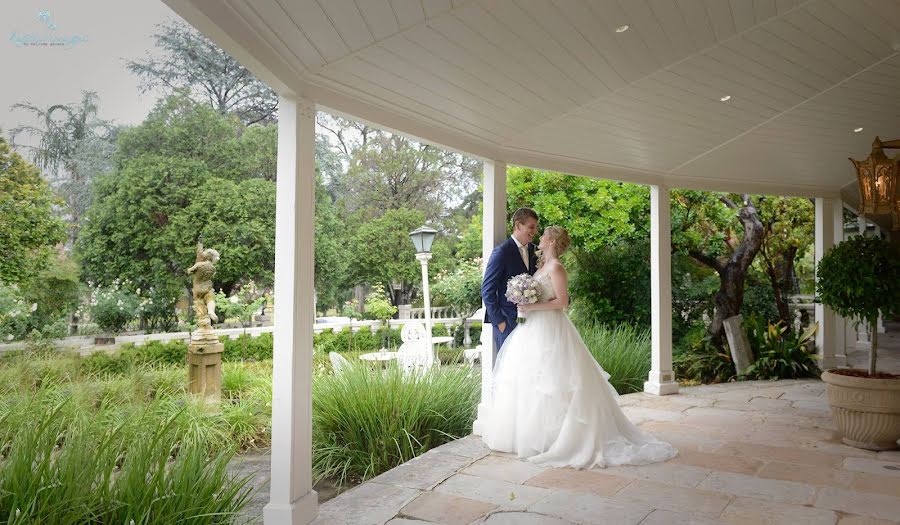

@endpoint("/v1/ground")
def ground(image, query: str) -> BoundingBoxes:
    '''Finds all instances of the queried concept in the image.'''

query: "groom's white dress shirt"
[512,237,529,270]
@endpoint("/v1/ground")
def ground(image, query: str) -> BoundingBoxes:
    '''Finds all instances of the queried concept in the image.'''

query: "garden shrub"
[742,314,819,380]
[89,283,140,334]
[577,322,651,394]
[569,242,652,329]
[0,355,255,523]
[674,333,736,384]
[312,362,479,484]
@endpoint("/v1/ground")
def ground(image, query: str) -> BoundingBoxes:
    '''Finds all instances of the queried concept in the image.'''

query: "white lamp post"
[409,226,438,366]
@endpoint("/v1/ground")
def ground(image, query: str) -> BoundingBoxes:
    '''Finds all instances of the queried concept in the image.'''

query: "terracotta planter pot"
[821,370,900,451]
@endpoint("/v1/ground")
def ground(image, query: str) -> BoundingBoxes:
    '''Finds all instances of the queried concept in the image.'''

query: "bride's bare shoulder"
[546,260,568,276]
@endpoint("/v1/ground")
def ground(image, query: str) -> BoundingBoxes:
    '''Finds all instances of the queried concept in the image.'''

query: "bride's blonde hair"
[538,225,571,267]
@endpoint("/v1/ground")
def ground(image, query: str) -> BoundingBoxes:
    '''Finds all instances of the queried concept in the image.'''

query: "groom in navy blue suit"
[481,207,539,366]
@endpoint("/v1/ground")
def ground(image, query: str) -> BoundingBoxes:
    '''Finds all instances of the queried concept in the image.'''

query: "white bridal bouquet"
[505,273,540,324]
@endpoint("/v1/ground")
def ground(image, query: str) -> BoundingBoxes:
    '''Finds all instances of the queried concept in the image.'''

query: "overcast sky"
[1,0,176,136]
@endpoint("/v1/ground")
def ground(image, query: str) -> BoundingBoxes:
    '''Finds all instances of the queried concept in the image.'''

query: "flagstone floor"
[236,325,900,524]
[309,377,900,525]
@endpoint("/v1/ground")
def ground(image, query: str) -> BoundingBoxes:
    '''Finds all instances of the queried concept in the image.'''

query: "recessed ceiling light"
[720,95,731,102]
[615,25,630,33]
[854,127,864,133]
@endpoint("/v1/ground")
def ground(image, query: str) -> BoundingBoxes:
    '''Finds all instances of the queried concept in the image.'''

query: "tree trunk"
[693,195,766,346]
[762,244,797,331]
[869,316,878,376]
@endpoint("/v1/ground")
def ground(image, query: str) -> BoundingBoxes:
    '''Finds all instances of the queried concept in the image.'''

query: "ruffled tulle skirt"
[481,310,677,469]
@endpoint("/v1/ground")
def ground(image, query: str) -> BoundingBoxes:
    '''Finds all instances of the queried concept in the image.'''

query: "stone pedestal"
[188,339,224,401]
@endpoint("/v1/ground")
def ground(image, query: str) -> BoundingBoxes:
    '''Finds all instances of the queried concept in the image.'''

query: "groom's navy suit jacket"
[481,237,538,359]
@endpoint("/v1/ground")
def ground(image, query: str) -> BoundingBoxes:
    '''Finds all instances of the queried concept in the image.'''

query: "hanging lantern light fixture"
[850,137,900,230]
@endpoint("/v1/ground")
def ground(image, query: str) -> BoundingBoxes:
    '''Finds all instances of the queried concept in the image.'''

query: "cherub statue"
[187,242,220,331]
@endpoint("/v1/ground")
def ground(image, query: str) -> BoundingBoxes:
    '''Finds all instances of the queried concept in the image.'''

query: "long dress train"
[481,274,677,469]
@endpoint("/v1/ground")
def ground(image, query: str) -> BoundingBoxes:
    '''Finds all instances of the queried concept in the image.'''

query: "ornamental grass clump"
[0,351,259,524]
[312,362,479,484]
[578,323,651,394]
[0,393,252,524]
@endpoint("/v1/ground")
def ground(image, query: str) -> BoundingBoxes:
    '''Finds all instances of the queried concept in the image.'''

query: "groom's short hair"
[511,207,538,228]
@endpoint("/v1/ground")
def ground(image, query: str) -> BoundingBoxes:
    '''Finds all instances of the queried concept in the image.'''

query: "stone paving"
[846,321,900,373]
[236,325,900,524]
[309,379,900,525]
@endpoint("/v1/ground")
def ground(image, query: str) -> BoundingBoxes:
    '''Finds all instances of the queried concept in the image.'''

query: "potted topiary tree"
[816,234,900,450]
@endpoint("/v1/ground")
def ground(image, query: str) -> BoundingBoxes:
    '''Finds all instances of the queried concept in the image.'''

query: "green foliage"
[816,235,900,330]
[670,190,740,259]
[743,316,819,380]
[674,335,736,384]
[0,256,81,341]
[333,128,480,223]
[162,177,276,293]
[0,351,255,523]
[312,363,479,484]
[347,208,427,304]
[77,95,277,299]
[569,242,651,328]
[215,281,266,325]
[89,283,140,334]
[578,323,651,394]
[9,91,117,242]
[136,283,181,332]
[741,276,783,326]
[432,258,483,318]
[221,333,274,362]
[0,136,66,285]
[816,235,900,375]
[363,286,398,322]
[507,167,650,250]
[671,256,718,345]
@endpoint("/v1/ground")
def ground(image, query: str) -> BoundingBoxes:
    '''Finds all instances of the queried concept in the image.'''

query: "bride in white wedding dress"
[481,226,677,469]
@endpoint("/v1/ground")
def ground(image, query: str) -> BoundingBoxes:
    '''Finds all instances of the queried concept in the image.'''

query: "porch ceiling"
[163,0,900,197]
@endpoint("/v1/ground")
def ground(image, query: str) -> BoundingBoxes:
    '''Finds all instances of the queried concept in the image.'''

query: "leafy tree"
[0,136,66,285]
[338,133,479,222]
[754,197,814,330]
[569,241,651,328]
[432,258,483,318]
[115,94,247,180]
[507,167,650,250]
[9,91,117,243]
[78,96,350,321]
[347,208,430,306]
[161,177,277,293]
[128,20,278,125]
[77,97,275,312]
[506,168,652,327]
[314,174,350,313]
[671,191,764,345]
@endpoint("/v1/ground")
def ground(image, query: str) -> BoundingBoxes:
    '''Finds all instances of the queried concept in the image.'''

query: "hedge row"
[75,323,482,377]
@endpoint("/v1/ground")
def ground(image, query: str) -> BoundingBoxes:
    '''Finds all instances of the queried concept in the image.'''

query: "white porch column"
[644,185,678,395]
[264,95,317,525]
[473,160,507,435]
[814,197,843,370]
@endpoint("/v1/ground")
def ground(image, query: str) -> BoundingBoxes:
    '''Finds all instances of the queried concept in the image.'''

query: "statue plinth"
[188,337,224,401]
[186,242,223,402]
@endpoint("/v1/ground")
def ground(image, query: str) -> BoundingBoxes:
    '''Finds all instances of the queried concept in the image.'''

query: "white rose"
[30,303,38,312]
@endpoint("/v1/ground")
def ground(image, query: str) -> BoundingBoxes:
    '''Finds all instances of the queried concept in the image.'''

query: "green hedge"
[77,323,482,377]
